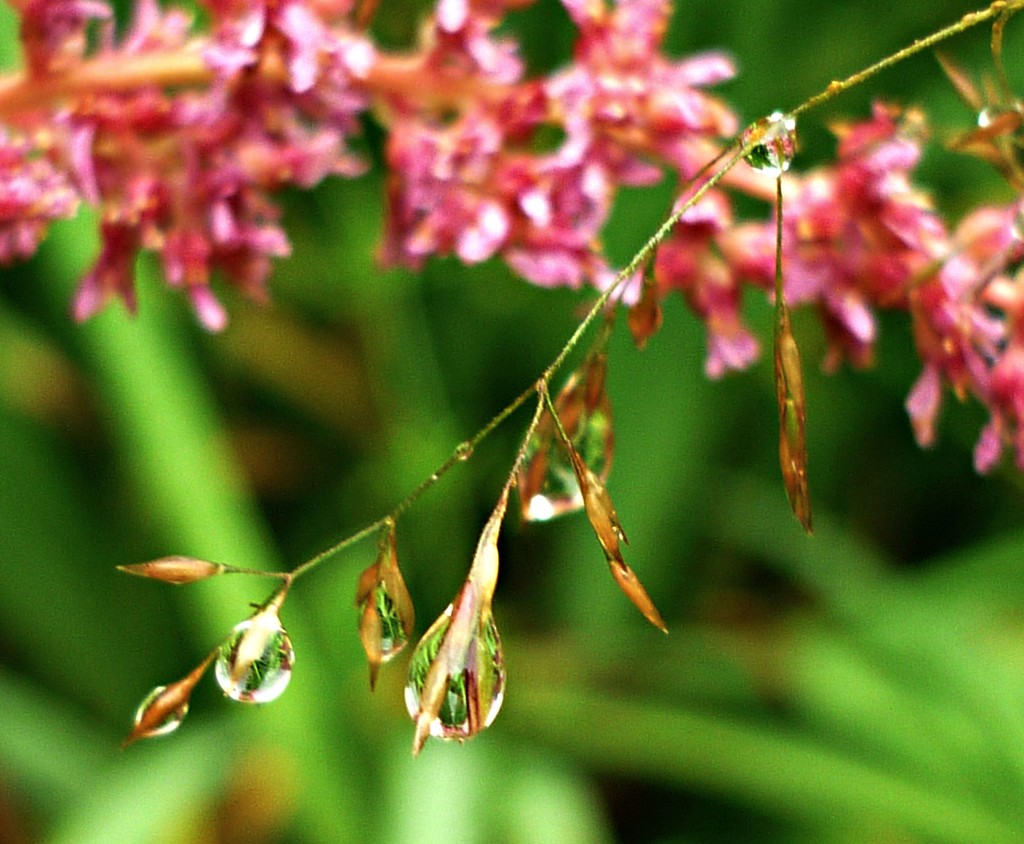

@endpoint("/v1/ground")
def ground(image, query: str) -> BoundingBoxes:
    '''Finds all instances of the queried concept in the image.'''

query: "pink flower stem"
[0,48,213,117]
[0,44,515,120]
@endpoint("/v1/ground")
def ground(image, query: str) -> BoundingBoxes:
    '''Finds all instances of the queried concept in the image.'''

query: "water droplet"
[130,685,188,739]
[215,608,294,703]
[122,652,214,747]
[370,584,410,659]
[520,437,584,521]
[356,522,415,689]
[519,351,614,523]
[1013,205,1024,242]
[404,605,505,742]
[526,493,559,522]
[974,103,1023,135]
[743,111,797,177]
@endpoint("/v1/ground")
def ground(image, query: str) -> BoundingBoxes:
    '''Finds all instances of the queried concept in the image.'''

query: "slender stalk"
[286,142,747,584]
[0,46,514,119]
[791,0,1024,118]
[0,49,213,117]
[220,564,292,579]
[285,0,1024,585]
[71,0,1018,588]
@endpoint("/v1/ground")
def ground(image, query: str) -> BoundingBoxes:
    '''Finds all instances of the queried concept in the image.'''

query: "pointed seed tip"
[412,722,429,756]
[647,610,669,634]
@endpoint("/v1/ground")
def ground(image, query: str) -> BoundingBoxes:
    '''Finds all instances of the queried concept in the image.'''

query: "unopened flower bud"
[117,556,226,585]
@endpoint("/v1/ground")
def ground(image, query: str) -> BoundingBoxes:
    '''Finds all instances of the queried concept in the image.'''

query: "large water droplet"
[743,111,797,177]
[131,685,188,739]
[404,606,505,741]
[215,610,294,703]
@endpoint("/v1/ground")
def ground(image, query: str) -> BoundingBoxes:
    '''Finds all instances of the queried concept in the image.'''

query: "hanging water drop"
[405,488,509,754]
[1012,204,1024,242]
[130,685,188,739]
[122,653,213,747]
[215,606,294,703]
[356,521,415,689]
[978,105,1000,128]
[526,492,560,522]
[521,440,584,521]
[519,345,615,523]
[404,604,505,742]
[743,111,797,177]
[372,584,410,658]
[976,102,1022,128]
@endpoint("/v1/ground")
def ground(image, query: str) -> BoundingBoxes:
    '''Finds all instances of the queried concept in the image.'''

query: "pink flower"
[654,190,759,377]
[976,343,1024,472]
[381,109,510,267]
[549,0,737,180]
[784,105,947,369]
[20,0,112,75]
[50,0,370,329]
[0,131,79,264]
[72,220,143,321]
[500,138,613,288]
[426,0,524,84]
[972,263,1024,472]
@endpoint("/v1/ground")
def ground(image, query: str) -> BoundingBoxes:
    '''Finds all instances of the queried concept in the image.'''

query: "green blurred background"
[3,0,1024,841]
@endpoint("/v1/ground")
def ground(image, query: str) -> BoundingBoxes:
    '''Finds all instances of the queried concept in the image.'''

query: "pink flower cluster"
[378,0,736,289]
[5,0,372,330]
[2,0,1024,471]
[664,102,1024,473]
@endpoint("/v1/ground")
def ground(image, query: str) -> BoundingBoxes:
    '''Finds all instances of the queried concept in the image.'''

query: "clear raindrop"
[404,606,505,741]
[215,610,294,703]
[520,357,614,523]
[372,583,410,661]
[743,111,797,177]
[130,685,187,739]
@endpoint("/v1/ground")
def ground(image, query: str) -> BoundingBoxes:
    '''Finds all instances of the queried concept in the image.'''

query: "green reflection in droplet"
[743,111,797,177]
[132,685,187,738]
[404,608,505,740]
[215,614,294,704]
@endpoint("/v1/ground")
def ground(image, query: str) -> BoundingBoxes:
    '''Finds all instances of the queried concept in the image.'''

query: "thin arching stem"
[96,0,1021,589]
[285,0,1024,585]
[791,0,1024,118]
